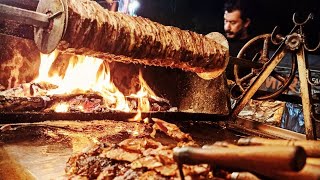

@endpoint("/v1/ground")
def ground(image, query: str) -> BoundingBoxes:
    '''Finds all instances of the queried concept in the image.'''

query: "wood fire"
[0,50,172,115]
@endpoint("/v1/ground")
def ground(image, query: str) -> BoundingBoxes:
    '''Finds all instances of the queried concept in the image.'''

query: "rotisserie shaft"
[57,0,229,79]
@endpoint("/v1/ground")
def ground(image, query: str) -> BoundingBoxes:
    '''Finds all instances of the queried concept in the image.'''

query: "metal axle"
[0,4,49,28]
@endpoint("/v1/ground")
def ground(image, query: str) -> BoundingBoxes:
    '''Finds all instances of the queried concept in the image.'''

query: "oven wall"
[0,34,40,89]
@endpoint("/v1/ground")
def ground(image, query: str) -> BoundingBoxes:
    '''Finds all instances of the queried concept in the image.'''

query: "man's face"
[224,10,248,40]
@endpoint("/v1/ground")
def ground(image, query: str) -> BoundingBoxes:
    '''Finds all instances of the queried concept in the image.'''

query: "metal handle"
[0,3,49,28]
[173,146,306,171]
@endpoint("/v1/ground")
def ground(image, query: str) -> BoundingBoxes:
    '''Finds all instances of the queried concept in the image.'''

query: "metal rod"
[229,57,264,69]
[296,47,317,140]
[229,118,308,140]
[0,111,228,124]
[0,3,49,28]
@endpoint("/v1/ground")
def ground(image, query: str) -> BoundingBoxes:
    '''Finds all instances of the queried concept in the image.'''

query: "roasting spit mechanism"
[230,13,320,140]
[0,0,229,80]
[0,0,68,53]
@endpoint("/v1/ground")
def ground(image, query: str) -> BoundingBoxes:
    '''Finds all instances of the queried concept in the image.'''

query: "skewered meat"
[58,0,229,78]
[131,156,163,169]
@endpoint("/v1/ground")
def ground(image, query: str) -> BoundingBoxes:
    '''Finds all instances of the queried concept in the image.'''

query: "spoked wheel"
[231,34,297,100]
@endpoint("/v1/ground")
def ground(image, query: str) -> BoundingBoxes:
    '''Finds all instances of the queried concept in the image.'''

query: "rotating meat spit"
[0,0,229,80]
[230,13,320,140]
[0,0,233,125]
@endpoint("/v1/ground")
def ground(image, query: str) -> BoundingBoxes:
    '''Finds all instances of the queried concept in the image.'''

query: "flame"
[129,70,158,121]
[35,50,60,84]
[34,50,158,115]
[54,103,69,112]
[130,70,157,110]
[129,109,142,122]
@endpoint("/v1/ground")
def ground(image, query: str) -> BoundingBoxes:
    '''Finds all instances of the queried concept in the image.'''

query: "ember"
[0,51,172,114]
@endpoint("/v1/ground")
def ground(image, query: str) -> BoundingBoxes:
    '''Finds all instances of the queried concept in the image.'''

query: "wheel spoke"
[271,71,287,84]
[238,72,255,84]
[260,37,270,63]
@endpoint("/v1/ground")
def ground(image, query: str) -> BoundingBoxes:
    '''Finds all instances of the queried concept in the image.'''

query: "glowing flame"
[35,50,60,84]
[130,70,156,111]
[34,50,158,115]
[54,103,69,112]
[129,70,158,121]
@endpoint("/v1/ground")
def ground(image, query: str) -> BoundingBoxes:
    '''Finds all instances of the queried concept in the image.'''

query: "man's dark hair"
[224,0,251,22]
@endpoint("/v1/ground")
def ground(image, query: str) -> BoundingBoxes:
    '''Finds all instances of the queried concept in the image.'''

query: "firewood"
[126,95,171,111]
[0,95,46,112]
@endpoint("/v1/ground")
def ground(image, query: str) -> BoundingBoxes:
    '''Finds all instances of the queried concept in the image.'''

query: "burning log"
[0,81,172,113]
[56,0,229,79]
[0,95,45,112]
[126,96,172,112]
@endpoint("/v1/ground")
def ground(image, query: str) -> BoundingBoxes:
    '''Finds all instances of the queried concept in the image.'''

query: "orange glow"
[129,70,157,112]
[129,109,142,122]
[34,51,158,115]
[54,103,69,112]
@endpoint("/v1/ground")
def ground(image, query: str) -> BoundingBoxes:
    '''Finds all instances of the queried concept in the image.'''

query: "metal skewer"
[0,0,68,53]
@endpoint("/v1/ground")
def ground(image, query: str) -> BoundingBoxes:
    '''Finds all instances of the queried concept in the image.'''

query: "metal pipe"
[296,48,317,140]
[0,3,49,28]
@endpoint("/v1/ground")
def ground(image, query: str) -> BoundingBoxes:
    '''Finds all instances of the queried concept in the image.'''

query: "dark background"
[0,0,319,52]
[136,0,320,49]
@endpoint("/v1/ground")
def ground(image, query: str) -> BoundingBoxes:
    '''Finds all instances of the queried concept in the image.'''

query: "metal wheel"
[233,34,297,100]
[34,0,68,54]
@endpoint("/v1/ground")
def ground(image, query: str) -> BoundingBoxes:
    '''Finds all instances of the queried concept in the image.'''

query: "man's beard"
[225,26,246,40]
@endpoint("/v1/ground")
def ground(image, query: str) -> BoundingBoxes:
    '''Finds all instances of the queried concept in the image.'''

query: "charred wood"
[0,95,45,112]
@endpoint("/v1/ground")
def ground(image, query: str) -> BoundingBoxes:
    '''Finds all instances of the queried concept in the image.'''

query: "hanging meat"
[52,0,229,79]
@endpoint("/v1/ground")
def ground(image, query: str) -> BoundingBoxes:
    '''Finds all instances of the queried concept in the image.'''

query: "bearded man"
[223,0,252,81]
